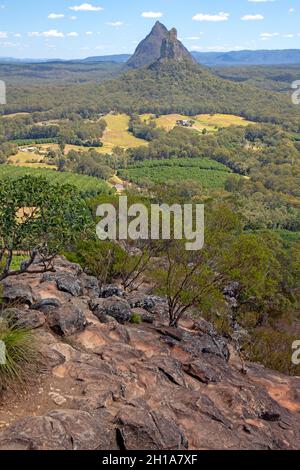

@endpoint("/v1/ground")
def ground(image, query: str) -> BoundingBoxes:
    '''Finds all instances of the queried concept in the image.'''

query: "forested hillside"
[3,60,299,131]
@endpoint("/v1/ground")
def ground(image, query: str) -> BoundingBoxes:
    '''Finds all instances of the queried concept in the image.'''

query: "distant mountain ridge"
[191,49,300,66]
[1,47,300,68]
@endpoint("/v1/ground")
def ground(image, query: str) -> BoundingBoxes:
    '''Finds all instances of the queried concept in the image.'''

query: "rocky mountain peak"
[126,21,169,69]
[127,22,196,69]
[160,27,196,64]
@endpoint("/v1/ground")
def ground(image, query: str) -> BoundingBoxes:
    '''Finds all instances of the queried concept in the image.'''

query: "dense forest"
[2,61,300,131]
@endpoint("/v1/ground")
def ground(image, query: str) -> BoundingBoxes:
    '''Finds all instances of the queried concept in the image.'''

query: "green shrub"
[130,313,142,324]
[244,327,300,376]
[65,240,127,287]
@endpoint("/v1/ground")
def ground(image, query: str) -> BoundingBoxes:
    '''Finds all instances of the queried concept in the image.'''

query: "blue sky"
[0,0,299,59]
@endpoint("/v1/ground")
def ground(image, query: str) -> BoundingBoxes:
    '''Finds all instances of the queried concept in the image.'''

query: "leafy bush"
[244,327,300,376]
[0,175,94,281]
[65,240,127,287]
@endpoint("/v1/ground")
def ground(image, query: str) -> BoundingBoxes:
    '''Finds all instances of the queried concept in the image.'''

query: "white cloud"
[185,35,204,40]
[106,21,123,27]
[289,8,295,14]
[141,12,163,19]
[283,33,294,38]
[248,0,274,2]
[192,12,229,22]
[28,29,64,38]
[242,14,264,21]
[69,3,103,12]
[260,32,279,38]
[67,32,78,37]
[48,13,65,19]
[14,33,21,38]
[0,31,8,38]
[70,15,77,20]
[85,31,93,35]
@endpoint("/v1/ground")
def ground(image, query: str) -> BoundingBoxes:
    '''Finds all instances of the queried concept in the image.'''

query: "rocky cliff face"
[160,28,197,64]
[127,22,196,69]
[0,257,300,450]
[127,21,169,69]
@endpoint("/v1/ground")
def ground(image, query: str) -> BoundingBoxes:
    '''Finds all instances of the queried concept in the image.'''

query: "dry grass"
[141,113,252,133]
[100,113,148,153]
[3,112,30,119]
[8,152,55,169]
[194,113,251,128]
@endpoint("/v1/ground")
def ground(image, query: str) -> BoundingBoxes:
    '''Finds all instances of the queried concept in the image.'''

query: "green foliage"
[119,157,231,190]
[0,175,93,280]
[65,239,127,287]
[245,327,300,376]
[0,165,111,197]
[58,149,114,179]
[153,206,288,327]
[130,313,142,324]
[0,314,39,388]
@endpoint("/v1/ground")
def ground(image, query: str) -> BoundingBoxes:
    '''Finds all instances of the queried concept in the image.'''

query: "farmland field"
[0,165,111,196]
[141,113,252,132]
[118,158,233,189]
[100,114,148,153]
[8,151,54,169]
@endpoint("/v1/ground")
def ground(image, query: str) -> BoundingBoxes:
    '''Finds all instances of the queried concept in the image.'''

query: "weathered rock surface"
[47,304,86,336]
[5,307,45,330]
[1,281,33,305]
[100,285,124,299]
[56,273,83,297]
[127,21,196,69]
[1,256,300,451]
[90,297,131,324]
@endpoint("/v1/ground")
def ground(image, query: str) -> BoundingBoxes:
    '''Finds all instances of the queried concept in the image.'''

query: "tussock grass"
[0,313,39,390]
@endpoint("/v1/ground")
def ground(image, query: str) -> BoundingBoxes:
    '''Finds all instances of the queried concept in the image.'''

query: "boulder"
[5,308,45,330]
[47,304,86,336]
[1,281,33,306]
[41,273,56,283]
[80,274,100,298]
[127,293,157,312]
[56,274,83,297]
[100,284,124,299]
[91,297,131,324]
[31,298,62,311]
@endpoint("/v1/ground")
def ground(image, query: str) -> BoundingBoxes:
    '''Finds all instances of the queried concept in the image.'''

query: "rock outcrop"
[1,256,300,450]
[127,21,169,69]
[127,22,196,69]
[160,28,196,64]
